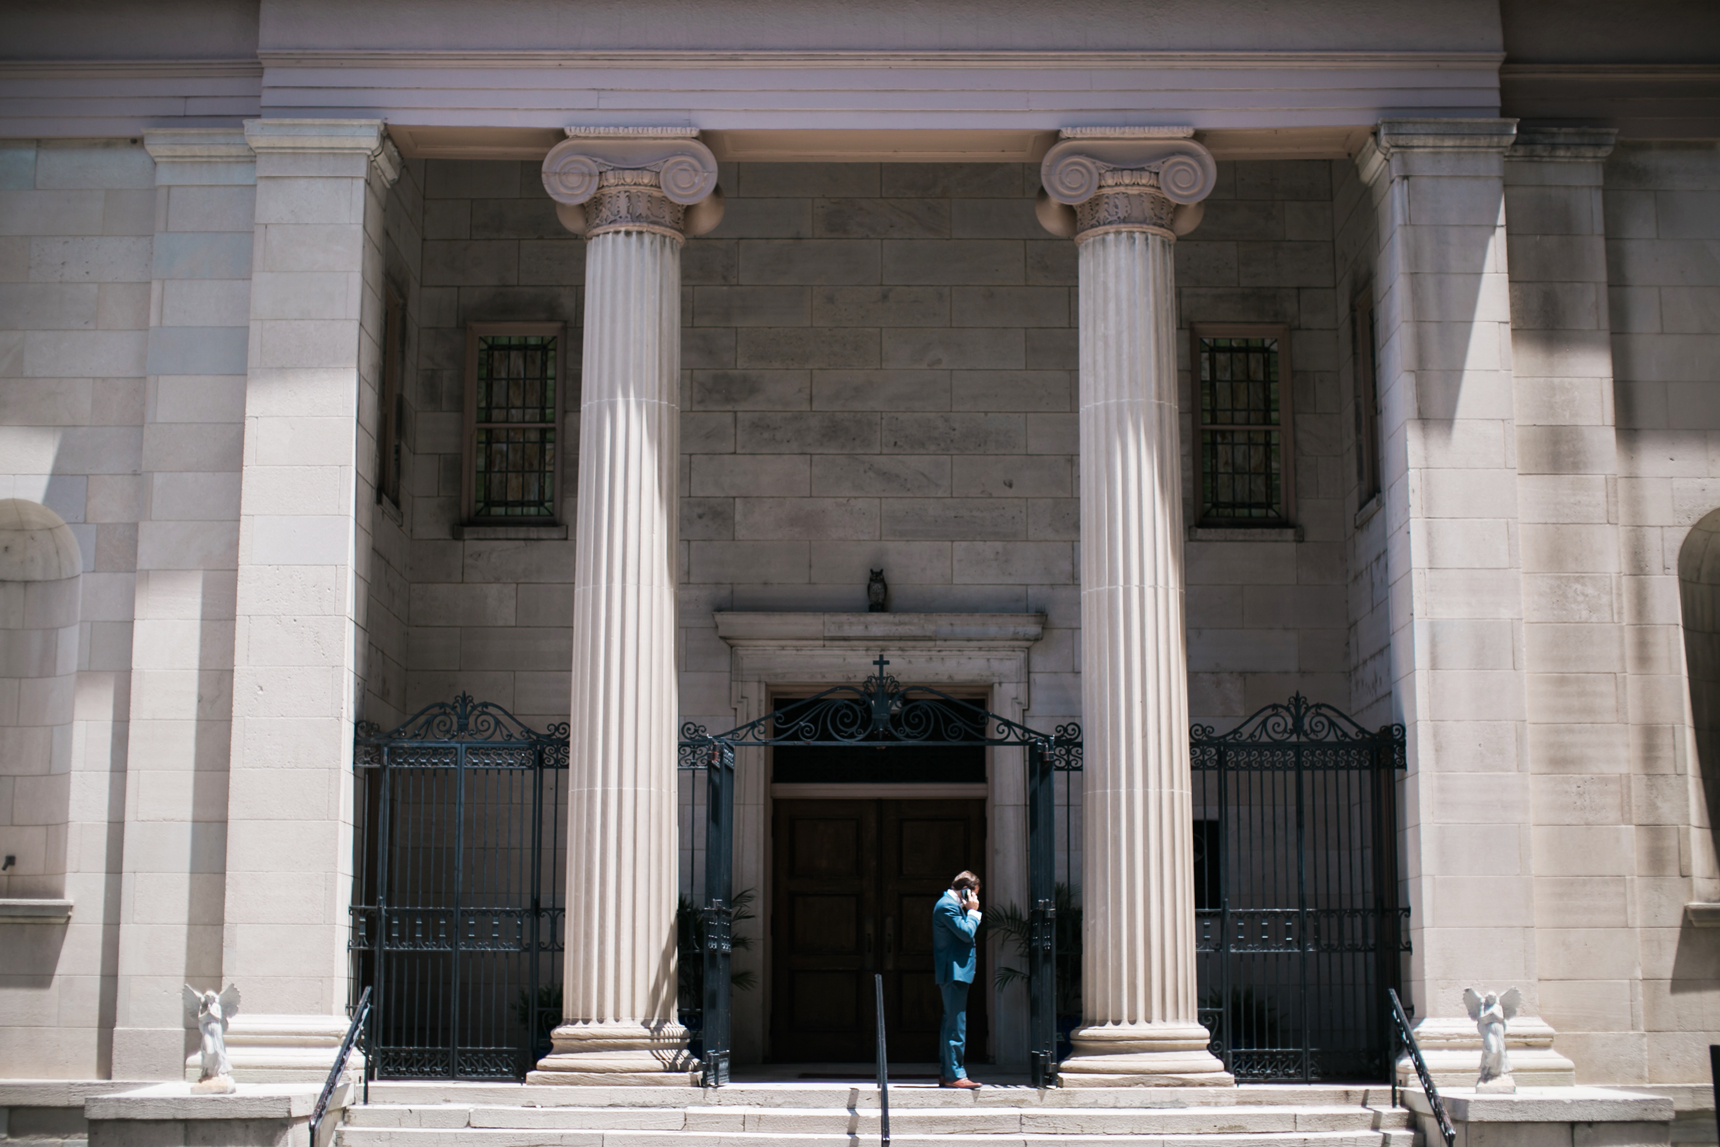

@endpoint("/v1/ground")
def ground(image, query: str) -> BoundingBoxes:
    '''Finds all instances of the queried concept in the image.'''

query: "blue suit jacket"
[932,889,981,985]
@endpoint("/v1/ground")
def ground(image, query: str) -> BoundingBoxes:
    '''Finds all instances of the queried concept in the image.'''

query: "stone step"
[360,1083,1400,1111]
[344,1102,1403,1136]
[338,1127,1408,1147]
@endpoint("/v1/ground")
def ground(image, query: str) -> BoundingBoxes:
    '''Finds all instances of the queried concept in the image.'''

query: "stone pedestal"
[1402,1086,1672,1147]
[528,129,722,1085]
[86,1083,338,1147]
[185,1015,357,1084]
[1398,1016,1577,1089]
[1036,128,1230,1086]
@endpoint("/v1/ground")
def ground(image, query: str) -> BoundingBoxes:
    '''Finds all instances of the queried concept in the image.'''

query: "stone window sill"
[1354,494,1384,529]
[1187,525,1302,543]
[0,898,73,924]
[455,522,568,541]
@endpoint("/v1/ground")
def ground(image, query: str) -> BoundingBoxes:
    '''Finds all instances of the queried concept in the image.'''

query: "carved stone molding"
[240,118,401,187]
[1355,117,1518,186]
[1508,124,1617,161]
[541,129,723,240]
[1037,128,1217,241]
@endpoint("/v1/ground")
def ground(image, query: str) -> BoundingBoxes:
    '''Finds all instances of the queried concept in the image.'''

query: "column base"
[190,1013,360,1083]
[1059,1022,1235,1086]
[1397,1016,1576,1088]
[527,1020,699,1086]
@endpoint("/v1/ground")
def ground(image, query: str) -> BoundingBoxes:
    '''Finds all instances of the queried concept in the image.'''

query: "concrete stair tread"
[338,1084,1414,1144]
[361,1084,1400,1110]
[345,1102,1389,1130]
[338,1126,1403,1146]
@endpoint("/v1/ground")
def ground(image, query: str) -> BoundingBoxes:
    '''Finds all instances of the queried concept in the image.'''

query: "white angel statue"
[1463,986,1521,1092]
[184,983,241,1092]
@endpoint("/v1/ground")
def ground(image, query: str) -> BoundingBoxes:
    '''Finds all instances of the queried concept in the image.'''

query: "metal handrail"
[1389,988,1454,1147]
[874,974,890,1147]
[310,986,372,1147]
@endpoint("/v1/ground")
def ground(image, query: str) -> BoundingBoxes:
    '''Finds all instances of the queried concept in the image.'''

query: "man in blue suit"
[932,870,983,1088]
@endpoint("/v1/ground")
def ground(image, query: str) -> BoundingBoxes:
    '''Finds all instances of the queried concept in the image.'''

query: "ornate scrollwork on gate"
[356,692,570,745]
[678,655,1082,764]
[1191,692,1405,760]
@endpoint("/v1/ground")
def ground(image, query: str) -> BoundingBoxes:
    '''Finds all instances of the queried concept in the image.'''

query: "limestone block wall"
[0,140,152,1075]
[1503,143,1644,1084]
[387,157,1356,907]
[672,160,1086,744]
[360,157,424,733]
[1605,141,1720,1083]
[1357,125,1542,1044]
[1334,159,1394,727]
[0,532,80,899]
[1175,160,1350,730]
[110,129,255,1079]
[393,158,584,730]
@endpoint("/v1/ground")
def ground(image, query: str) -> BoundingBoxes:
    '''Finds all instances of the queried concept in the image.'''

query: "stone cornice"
[143,128,253,162]
[1373,117,1518,155]
[713,611,1046,649]
[1355,117,1518,186]
[1508,125,1618,160]
[243,118,387,154]
[242,118,401,186]
[1498,62,1720,80]
[252,48,1505,72]
[0,58,263,79]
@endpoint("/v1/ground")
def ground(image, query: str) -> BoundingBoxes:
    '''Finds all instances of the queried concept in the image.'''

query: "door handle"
[884,916,895,971]
[865,919,875,970]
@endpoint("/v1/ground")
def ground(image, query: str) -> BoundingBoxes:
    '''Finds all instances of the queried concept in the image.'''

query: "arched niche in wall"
[0,498,83,899]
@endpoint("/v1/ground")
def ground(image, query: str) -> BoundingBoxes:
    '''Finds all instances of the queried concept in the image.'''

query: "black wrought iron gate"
[1190,694,1410,1081]
[349,685,1401,1087]
[350,695,568,1079]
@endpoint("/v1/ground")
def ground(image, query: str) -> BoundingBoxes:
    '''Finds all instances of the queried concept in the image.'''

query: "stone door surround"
[712,610,1046,1065]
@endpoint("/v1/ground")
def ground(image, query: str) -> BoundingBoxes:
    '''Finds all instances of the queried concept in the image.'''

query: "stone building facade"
[2,0,1720,1101]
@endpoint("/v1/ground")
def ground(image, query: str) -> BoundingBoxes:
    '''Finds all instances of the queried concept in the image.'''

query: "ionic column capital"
[541,128,724,241]
[1036,127,1217,241]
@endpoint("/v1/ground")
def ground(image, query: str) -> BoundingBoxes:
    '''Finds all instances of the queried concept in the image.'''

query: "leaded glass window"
[464,323,563,521]
[1194,328,1293,524]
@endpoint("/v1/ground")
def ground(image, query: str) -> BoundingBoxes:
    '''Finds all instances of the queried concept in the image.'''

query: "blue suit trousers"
[939,979,969,1081]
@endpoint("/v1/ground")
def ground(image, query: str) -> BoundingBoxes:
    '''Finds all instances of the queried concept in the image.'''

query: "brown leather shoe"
[939,1077,981,1089]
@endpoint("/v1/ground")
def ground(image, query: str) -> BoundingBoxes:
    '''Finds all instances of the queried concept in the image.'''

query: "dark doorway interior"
[770,796,988,1063]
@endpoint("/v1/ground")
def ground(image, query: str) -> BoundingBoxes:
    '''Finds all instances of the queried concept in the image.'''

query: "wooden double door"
[770,798,988,1063]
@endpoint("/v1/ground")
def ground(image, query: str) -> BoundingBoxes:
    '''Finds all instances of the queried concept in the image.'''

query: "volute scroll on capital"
[541,130,724,241]
[1036,131,1218,242]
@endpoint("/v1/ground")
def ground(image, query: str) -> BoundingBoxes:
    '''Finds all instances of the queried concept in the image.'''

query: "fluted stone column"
[529,130,722,1085]
[1037,128,1231,1085]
